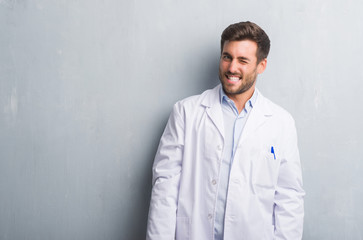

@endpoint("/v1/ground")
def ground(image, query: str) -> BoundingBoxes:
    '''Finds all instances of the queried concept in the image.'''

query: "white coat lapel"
[240,90,272,143]
[201,85,225,139]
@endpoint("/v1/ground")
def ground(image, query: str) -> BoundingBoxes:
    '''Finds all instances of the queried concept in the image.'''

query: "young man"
[147,21,305,240]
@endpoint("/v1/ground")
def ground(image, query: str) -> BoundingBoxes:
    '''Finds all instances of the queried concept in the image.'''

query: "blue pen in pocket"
[271,146,276,160]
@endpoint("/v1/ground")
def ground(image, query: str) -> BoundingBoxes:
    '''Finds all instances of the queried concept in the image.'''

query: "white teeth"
[228,76,240,82]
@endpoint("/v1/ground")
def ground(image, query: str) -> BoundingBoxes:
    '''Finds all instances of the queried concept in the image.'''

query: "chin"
[222,82,241,92]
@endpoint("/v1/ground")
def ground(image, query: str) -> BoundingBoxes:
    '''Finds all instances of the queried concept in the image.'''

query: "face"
[219,40,266,99]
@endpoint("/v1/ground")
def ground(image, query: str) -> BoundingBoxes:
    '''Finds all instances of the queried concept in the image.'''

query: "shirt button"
[212,179,217,185]
[217,145,223,151]
[208,214,213,220]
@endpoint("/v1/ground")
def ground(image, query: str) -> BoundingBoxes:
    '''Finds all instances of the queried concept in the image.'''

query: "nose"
[227,60,238,74]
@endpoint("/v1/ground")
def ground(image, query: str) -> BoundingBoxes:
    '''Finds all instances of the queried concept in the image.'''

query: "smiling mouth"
[226,75,241,82]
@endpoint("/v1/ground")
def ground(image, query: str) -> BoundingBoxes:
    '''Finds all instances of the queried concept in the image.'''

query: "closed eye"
[238,57,250,64]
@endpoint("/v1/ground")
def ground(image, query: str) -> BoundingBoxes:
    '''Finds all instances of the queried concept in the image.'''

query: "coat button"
[232,178,239,184]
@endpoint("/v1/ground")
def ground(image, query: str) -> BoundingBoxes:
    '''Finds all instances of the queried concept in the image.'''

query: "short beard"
[219,70,257,96]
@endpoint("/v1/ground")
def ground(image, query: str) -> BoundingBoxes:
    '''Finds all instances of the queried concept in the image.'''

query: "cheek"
[244,66,255,75]
[219,62,229,72]
[218,64,224,74]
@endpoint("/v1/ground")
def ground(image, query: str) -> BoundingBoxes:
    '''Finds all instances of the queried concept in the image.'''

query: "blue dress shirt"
[214,88,257,240]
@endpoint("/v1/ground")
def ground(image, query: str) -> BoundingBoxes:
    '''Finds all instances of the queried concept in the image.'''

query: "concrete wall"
[1,0,363,239]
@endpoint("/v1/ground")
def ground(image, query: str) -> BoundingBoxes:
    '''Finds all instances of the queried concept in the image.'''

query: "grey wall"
[1,0,363,239]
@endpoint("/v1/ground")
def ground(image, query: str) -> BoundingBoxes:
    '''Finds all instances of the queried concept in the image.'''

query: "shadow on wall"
[192,47,221,94]
[123,115,169,240]
[123,46,219,240]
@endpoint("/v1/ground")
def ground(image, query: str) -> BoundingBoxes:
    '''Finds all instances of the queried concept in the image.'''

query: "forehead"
[222,40,258,59]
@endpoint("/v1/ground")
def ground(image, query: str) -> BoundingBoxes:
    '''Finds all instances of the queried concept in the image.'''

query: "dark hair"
[221,21,270,63]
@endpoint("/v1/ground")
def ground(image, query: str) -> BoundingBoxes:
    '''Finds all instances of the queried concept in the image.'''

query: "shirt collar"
[219,86,258,109]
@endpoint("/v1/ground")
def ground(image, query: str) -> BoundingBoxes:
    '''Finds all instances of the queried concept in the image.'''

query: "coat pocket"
[175,217,189,240]
[253,148,280,191]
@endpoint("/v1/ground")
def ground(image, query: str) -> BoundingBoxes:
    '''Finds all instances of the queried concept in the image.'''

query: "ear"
[257,58,267,74]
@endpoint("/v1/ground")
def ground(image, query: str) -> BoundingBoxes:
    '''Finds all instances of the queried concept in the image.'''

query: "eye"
[222,55,232,61]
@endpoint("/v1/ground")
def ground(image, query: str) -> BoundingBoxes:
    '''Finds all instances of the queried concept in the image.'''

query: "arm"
[274,119,305,239]
[146,103,184,240]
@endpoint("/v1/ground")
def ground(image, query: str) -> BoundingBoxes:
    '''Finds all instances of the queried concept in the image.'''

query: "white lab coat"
[147,85,305,240]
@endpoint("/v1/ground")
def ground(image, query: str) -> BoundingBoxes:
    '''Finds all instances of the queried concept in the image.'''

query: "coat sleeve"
[274,117,305,240]
[146,102,185,240]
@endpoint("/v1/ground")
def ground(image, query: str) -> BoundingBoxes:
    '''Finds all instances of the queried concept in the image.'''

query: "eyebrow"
[222,52,251,62]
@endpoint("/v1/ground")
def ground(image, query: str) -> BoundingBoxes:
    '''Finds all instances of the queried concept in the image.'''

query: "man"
[147,21,305,240]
